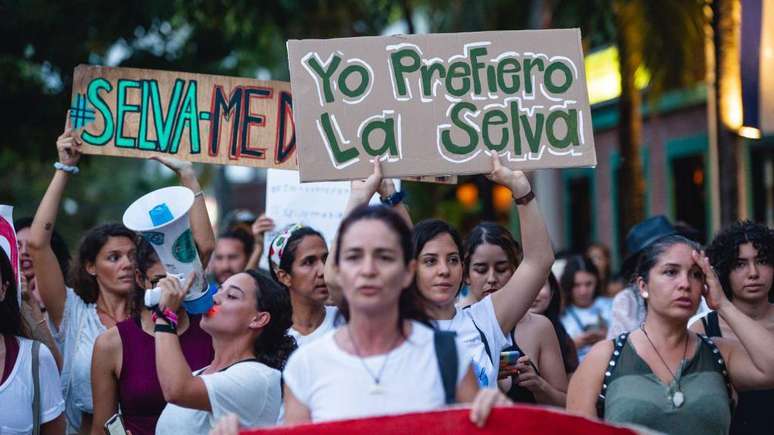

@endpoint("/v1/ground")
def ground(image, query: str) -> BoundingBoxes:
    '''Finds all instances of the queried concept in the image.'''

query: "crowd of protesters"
[1,126,772,435]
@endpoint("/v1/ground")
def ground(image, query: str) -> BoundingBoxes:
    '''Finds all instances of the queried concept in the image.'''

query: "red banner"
[243,406,639,435]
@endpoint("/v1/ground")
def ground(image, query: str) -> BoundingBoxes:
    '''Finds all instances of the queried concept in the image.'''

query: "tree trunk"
[614,1,647,234]
[713,0,741,227]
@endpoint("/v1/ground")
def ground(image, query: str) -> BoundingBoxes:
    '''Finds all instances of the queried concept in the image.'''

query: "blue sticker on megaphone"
[142,231,165,246]
[172,229,196,263]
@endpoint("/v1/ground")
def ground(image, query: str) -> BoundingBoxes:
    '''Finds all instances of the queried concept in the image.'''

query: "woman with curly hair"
[691,221,774,435]
[153,269,296,434]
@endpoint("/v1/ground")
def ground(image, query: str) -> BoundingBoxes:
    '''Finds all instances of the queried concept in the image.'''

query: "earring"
[641,291,649,299]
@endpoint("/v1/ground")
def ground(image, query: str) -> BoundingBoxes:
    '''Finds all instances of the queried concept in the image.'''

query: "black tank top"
[502,331,537,404]
[701,311,774,435]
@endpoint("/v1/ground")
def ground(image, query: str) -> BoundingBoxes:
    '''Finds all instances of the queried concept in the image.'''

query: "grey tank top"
[604,334,732,435]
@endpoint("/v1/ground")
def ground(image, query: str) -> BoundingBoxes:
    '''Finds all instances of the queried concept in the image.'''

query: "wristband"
[54,162,80,174]
[152,307,179,329]
[513,190,535,206]
[380,190,405,207]
[154,323,177,334]
[193,191,204,198]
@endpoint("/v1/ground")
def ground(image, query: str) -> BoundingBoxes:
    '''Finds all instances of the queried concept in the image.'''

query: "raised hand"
[349,159,383,207]
[692,250,728,311]
[251,214,275,245]
[484,152,531,198]
[56,128,82,167]
[152,155,194,174]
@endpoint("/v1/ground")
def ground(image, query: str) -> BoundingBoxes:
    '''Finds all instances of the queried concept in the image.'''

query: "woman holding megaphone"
[28,126,139,433]
[90,156,217,435]
[152,269,295,434]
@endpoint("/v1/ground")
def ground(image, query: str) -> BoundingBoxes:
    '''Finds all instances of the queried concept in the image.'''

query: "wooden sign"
[68,65,296,168]
[288,29,597,182]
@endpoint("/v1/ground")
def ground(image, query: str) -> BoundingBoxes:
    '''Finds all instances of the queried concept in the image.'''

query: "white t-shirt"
[155,361,281,435]
[50,288,106,432]
[435,295,510,388]
[288,306,340,347]
[0,337,65,434]
[560,297,613,360]
[283,321,470,423]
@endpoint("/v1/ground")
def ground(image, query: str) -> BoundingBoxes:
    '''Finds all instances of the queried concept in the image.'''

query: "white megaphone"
[123,186,212,314]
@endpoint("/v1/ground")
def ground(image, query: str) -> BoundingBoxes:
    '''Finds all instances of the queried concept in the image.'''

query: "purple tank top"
[116,315,214,435]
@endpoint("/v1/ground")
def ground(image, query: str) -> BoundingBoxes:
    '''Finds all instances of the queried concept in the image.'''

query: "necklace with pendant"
[641,325,690,408]
[347,325,402,395]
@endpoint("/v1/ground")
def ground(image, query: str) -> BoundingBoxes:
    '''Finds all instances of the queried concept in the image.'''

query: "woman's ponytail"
[245,269,297,370]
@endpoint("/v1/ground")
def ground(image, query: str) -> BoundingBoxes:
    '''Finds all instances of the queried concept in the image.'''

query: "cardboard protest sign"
[288,29,596,182]
[69,65,296,169]
[241,407,641,435]
[260,169,399,269]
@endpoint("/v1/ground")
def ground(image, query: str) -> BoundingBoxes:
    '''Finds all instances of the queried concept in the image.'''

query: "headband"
[269,223,305,270]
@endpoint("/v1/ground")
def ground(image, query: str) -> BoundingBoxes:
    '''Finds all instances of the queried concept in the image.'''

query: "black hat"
[621,215,677,277]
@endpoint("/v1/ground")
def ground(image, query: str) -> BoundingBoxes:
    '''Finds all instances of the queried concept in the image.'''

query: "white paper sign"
[260,169,398,270]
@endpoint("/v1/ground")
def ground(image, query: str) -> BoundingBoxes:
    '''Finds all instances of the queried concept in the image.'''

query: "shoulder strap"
[596,332,629,419]
[567,307,586,332]
[706,311,722,337]
[32,340,41,435]
[697,334,735,414]
[462,307,494,365]
[433,330,458,405]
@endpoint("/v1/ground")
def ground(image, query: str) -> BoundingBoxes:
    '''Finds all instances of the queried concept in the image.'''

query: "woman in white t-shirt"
[153,269,296,435]
[559,255,613,361]
[458,223,568,406]
[0,248,65,434]
[411,154,555,389]
[268,224,339,347]
[284,202,510,426]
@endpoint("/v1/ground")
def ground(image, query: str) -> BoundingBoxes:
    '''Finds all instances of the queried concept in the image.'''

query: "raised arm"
[376,178,413,229]
[27,128,81,328]
[488,154,555,334]
[154,275,210,410]
[693,251,774,390]
[152,156,216,267]
[245,214,275,270]
[323,160,384,302]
